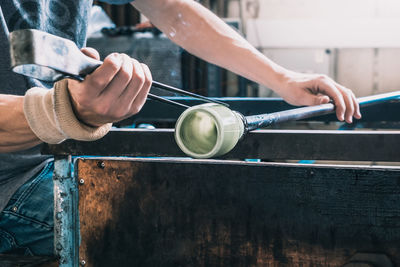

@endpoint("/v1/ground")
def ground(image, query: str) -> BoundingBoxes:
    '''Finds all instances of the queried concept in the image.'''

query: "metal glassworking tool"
[174,91,400,158]
[9,29,228,109]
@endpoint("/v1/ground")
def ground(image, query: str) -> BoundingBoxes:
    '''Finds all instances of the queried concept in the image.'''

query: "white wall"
[236,0,400,21]
[241,0,400,48]
[230,0,400,96]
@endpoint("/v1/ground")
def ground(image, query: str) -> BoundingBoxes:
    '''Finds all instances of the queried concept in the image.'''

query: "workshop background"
[91,0,400,98]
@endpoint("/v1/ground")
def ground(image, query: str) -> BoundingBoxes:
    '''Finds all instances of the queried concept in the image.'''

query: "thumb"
[81,47,100,60]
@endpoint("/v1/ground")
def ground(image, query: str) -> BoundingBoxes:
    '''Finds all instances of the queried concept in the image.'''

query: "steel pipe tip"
[175,103,244,159]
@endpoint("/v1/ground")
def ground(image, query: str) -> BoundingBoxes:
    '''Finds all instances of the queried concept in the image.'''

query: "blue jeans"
[0,161,54,256]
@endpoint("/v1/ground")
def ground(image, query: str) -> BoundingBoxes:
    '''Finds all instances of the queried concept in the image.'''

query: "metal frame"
[48,128,400,266]
[46,98,400,266]
[53,156,79,267]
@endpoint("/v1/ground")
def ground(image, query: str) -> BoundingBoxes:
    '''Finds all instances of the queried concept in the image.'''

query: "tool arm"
[2,47,152,152]
[0,94,41,153]
[131,0,361,123]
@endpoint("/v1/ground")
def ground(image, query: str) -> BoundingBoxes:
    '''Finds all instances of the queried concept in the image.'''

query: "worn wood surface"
[77,158,400,267]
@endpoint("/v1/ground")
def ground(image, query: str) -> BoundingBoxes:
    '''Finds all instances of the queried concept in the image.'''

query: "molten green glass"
[179,110,218,155]
[175,103,244,159]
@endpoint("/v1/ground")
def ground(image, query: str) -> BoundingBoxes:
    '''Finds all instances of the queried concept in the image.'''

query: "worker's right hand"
[68,48,152,127]
[275,71,361,124]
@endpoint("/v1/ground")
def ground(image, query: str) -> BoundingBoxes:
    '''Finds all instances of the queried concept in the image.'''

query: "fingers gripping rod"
[9,29,228,109]
[245,91,400,131]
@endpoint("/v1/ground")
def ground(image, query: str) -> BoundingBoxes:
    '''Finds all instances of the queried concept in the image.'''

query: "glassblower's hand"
[68,48,153,127]
[276,71,361,123]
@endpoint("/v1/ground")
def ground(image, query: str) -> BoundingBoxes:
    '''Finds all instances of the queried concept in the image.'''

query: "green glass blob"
[175,103,244,159]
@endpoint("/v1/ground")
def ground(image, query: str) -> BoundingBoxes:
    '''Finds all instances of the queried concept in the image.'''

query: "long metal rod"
[147,93,189,109]
[70,73,222,110]
[152,81,229,107]
[245,91,400,131]
[68,75,224,110]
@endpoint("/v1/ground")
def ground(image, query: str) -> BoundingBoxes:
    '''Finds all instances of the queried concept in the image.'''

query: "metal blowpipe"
[174,91,400,159]
[245,91,400,130]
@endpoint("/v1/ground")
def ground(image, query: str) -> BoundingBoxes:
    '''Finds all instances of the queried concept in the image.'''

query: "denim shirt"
[0,0,132,211]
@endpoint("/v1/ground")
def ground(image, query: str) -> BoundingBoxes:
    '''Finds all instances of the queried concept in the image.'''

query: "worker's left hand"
[276,71,362,124]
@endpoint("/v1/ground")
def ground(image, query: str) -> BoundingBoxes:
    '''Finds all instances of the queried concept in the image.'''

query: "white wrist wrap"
[23,79,112,144]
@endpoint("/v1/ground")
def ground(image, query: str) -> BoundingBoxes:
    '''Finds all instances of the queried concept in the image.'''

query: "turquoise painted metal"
[53,156,79,267]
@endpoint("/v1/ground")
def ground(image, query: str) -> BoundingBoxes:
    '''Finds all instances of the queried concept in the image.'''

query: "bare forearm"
[0,94,41,153]
[132,0,287,93]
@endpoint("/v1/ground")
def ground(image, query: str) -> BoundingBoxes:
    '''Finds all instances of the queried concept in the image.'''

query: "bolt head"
[79,179,85,185]
[97,161,105,169]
